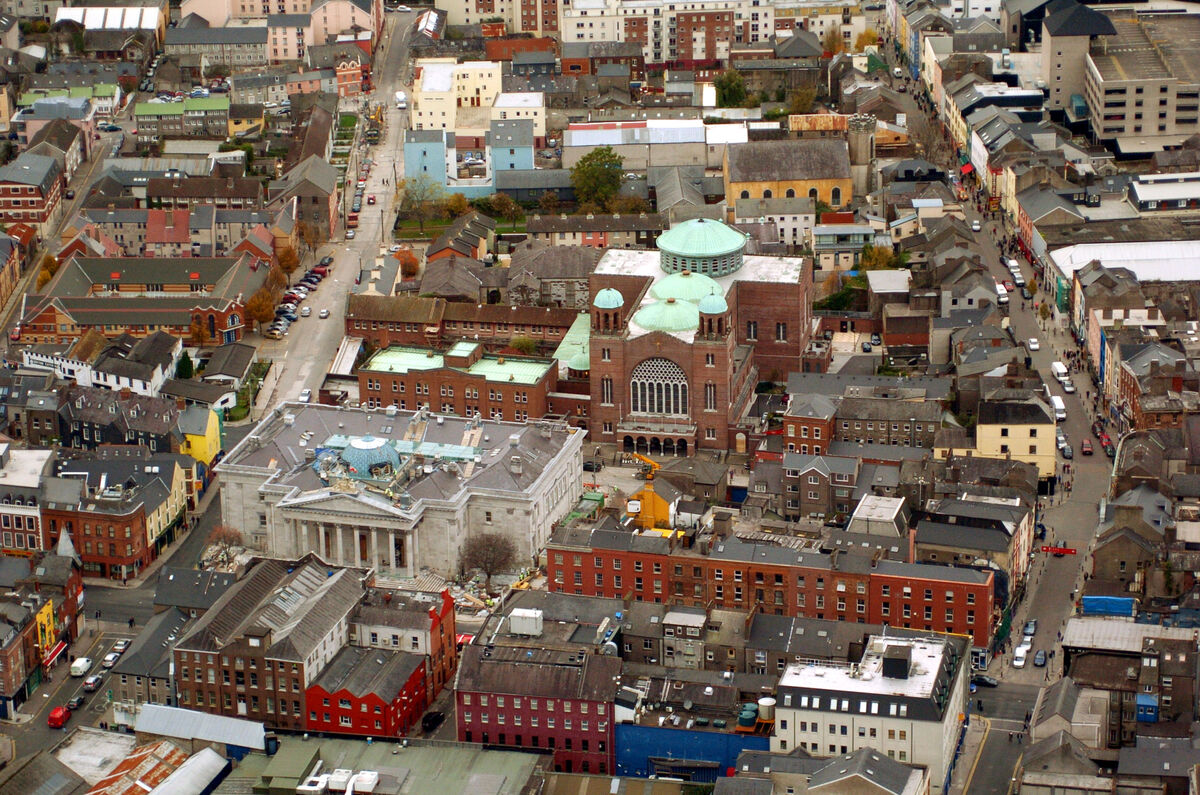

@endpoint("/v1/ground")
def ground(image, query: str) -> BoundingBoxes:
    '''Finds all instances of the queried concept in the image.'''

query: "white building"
[216,404,585,577]
[411,58,502,133]
[732,196,817,250]
[772,634,970,794]
[490,92,546,138]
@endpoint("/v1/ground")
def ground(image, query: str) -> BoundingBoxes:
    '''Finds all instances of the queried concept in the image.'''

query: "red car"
[1081,439,1094,455]
[1003,280,1016,292]
[1099,432,1113,448]
[367,194,376,205]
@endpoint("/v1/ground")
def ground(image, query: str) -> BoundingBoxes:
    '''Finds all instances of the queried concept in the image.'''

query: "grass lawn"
[338,114,358,130]
[393,217,528,239]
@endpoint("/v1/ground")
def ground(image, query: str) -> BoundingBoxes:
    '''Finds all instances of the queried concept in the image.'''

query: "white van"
[1013,646,1028,668]
[1050,395,1067,422]
[995,281,1010,305]
[70,657,92,677]
[1050,361,1068,382]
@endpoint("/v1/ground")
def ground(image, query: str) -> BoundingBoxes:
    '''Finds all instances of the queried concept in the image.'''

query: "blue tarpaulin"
[1080,595,1137,617]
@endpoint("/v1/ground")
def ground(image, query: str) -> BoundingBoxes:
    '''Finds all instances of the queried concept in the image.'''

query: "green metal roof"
[633,297,700,332]
[363,345,552,385]
[185,96,231,112]
[656,217,746,258]
[553,313,591,372]
[18,85,117,107]
[134,102,184,117]
[699,292,729,314]
[592,287,624,309]
[650,269,723,303]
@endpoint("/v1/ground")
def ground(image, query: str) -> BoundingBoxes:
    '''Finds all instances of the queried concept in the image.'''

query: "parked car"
[1003,280,1016,293]
[367,194,376,205]
[1013,647,1028,668]
[1021,287,1033,300]
[67,695,86,710]
[83,674,103,692]
[101,123,122,132]
[301,306,312,317]
[1081,439,1094,455]
[861,342,872,353]
[264,329,283,339]
[112,639,130,653]
[971,674,999,687]
[970,220,981,232]
[70,658,93,676]
[1028,337,1040,351]
[1092,420,1105,437]
[422,711,445,733]
[48,706,71,728]
[298,389,312,403]
[870,333,881,346]
[1062,444,1073,459]
[1024,619,1037,636]
[583,460,603,472]
[102,652,120,668]
[1034,650,1047,667]
[320,255,334,266]
[346,229,356,239]
[1062,379,1076,393]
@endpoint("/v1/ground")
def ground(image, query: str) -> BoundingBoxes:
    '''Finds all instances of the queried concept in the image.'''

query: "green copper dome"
[698,292,729,314]
[566,349,591,371]
[632,297,700,333]
[593,287,624,309]
[657,218,747,259]
[650,269,723,304]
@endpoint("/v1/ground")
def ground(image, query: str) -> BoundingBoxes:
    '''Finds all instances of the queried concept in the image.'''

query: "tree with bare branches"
[461,532,518,593]
[909,113,951,168]
[207,524,244,568]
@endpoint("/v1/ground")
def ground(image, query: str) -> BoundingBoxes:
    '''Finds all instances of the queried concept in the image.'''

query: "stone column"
[335,524,345,565]
[370,530,380,572]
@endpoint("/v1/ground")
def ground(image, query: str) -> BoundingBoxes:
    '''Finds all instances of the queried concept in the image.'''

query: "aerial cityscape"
[0,0,1196,792]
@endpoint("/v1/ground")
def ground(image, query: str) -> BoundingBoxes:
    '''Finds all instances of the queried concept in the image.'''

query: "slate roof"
[508,240,601,280]
[0,752,87,795]
[0,153,61,194]
[134,704,266,750]
[154,566,236,611]
[808,747,916,795]
[202,343,256,381]
[310,646,424,700]
[1042,0,1115,36]
[456,642,622,701]
[28,118,82,154]
[726,139,851,183]
[176,557,366,662]
[978,395,1053,425]
[111,607,190,680]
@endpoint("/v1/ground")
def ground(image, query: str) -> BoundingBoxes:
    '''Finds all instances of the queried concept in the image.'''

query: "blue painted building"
[488,119,535,173]
[615,722,771,782]
[403,128,495,199]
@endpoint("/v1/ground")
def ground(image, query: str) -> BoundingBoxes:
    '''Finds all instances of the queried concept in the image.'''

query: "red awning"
[456,634,475,646]
[42,640,67,669]
[960,163,975,175]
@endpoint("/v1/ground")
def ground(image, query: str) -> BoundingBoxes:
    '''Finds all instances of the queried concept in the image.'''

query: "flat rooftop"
[214,737,539,795]
[778,635,950,699]
[53,728,138,785]
[594,249,806,343]
[1089,13,1200,83]
[0,446,52,489]
[362,343,553,386]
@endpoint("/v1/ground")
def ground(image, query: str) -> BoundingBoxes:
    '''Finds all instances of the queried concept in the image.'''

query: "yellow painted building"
[723,139,853,209]
[936,394,1057,478]
[33,597,56,661]
[146,458,190,546]
[228,105,266,139]
[179,405,222,469]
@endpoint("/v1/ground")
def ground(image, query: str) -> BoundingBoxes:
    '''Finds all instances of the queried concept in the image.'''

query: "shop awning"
[456,634,475,647]
[42,640,67,669]
[960,163,975,175]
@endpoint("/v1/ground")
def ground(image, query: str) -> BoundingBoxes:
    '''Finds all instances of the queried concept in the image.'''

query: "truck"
[1050,395,1067,422]
[1050,361,1068,382]
[394,91,407,109]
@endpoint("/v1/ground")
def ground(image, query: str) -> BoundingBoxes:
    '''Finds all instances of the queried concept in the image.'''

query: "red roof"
[146,209,192,245]
[7,223,36,247]
[86,740,190,795]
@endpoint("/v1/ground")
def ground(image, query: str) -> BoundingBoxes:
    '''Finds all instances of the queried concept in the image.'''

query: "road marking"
[961,715,991,793]
[1006,751,1025,795]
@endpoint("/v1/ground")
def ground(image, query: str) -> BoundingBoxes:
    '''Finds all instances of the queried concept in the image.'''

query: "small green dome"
[593,288,624,309]
[698,292,729,314]
[566,349,591,371]
[657,218,747,259]
[633,297,700,333]
[651,269,723,304]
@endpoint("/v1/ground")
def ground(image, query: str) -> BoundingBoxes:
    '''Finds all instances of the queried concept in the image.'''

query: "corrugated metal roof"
[134,704,267,750]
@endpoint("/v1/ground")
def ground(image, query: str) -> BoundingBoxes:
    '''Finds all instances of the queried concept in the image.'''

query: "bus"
[347,212,359,229]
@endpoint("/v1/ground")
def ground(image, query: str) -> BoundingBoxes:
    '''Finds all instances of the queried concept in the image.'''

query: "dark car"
[1062,444,1073,460]
[1104,443,1116,458]
[67,695,86,710]
[861,342,873,353]
[421,711,445,734]
[1023,619,1037,636]
[870,333,881,346]
[319,256,334,267]
[971,674,999,687]
[583,460,603,472]
[1034,650,1047,667]
[1021,287,1033,300]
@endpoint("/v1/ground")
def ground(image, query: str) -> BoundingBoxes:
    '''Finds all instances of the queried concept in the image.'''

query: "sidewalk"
[948,716,988,794]
[97,481,222,591]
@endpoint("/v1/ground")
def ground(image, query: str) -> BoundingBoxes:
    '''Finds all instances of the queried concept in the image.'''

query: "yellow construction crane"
[629,452,661,480]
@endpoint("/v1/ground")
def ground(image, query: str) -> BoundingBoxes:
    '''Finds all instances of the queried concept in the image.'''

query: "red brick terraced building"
[305,646,428,737]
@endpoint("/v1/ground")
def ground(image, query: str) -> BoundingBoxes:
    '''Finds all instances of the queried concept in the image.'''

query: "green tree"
[277,247,300,278]
[1039,302,1051,324]
[789,86,817,115]
[175,351,194,379]
[537,190,560,215]
[245,287,277,330]
[398,173,446,233]
[444,192,472,217]
[855,29,879,51]
[489,192,523,231]
[569,146,623,209]
[714,69,747,108]
[859,244,899,271]
[823,26,845,54]
[509,336,537,355]
[607,195,651,214]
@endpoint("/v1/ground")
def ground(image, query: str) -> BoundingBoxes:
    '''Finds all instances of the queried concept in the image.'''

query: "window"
[630,358,689,416]
[746,321,757,340]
